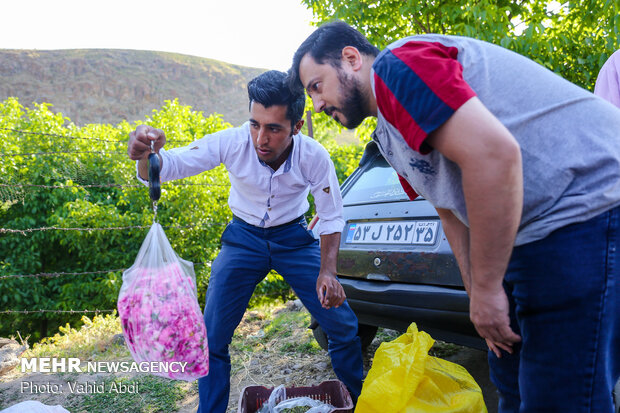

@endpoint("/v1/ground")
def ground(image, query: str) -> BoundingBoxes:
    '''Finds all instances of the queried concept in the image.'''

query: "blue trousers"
[197,217,364,413]
[489,206,620,412]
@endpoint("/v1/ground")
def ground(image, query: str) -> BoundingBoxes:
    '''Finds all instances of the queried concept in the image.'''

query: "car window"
[342,155,410,205]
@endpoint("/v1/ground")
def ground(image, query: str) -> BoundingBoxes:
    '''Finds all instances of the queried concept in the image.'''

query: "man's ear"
[293,119,305,135]
[342,46,363,71]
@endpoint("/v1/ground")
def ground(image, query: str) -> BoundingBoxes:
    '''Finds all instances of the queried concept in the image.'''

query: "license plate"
[345,220,439,245]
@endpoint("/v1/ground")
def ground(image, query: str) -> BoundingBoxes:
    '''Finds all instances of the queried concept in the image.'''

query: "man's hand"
[470,284,521,357]
[128,125,166,161]
[128,125,166,180]
[316,272,345,309]
[317,232,344,309]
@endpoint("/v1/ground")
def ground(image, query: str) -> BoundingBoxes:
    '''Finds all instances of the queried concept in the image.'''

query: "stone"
[0,337,28,376]
[286,299,304,312]
[110,333,125,346]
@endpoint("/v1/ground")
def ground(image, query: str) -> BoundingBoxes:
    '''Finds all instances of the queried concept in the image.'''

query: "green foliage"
[302,0,620,91]
[0,98,231,341]
[301,95,342,145]
[326,142,365,183]
[249,271,296,308]
[24,313,129,363]
[0,97,364,343]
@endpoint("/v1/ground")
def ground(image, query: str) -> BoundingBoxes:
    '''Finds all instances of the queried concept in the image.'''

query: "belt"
[232,214,306,229]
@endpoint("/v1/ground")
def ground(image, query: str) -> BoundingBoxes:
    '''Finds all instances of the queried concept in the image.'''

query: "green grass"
[65,375,192,413]
[375,328,401,343]
[372,327,462,359]
[24,312,128,361]
[230,305,322,357]
[430,341,462,358]
[9,313,194,413]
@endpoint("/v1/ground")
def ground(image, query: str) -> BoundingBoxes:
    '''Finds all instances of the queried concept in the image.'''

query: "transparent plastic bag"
[257,385,335,413]
[117,223,209,381]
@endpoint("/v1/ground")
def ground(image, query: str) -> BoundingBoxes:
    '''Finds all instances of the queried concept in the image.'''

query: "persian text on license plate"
[345,220,439,245]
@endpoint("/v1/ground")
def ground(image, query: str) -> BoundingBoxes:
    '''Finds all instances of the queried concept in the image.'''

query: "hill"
[0,49,267,126]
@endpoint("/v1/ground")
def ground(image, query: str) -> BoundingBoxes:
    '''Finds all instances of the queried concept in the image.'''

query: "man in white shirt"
[127,70,363,413]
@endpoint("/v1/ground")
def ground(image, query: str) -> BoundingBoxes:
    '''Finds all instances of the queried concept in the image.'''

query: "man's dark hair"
[288,21,379,91]
[247,70,305,130]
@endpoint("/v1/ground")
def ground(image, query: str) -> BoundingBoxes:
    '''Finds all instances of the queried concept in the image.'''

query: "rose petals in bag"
[118,223,209,381]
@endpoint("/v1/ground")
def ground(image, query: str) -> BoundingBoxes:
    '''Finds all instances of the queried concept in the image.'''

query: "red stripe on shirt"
[390,41,476,111]
[374,73,430,153]
[398,174,419,200]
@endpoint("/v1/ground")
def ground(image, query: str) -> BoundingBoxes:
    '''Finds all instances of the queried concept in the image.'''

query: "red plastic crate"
[237,379,354,413]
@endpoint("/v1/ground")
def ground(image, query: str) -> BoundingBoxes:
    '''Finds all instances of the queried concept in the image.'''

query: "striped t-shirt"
[370,34,620,246]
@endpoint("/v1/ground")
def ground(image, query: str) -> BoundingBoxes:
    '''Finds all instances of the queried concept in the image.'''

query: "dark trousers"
[197,217,364,413]
[489,206,620,412]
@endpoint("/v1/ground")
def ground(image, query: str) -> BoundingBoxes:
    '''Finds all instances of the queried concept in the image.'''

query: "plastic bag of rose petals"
[117,222,209,381]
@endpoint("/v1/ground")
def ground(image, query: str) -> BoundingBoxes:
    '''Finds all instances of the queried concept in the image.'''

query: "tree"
[301,0,620,91]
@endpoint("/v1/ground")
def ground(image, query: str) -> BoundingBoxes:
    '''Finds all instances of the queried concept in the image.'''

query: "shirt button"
[271,195,275,198]
[268,207,272,211]
[388,151,393,156]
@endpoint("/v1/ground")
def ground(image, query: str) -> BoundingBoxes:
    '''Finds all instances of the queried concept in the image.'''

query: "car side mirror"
[359,140,380,167]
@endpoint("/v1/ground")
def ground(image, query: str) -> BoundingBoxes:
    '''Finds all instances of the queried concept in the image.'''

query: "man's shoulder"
[295,133,327,152]
[293,134,335,179]
[211,122,250,140]
[199,123,251,149]
[295,133,330,158]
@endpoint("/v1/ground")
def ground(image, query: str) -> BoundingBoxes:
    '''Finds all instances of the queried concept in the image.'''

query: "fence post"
[305,110,313,138]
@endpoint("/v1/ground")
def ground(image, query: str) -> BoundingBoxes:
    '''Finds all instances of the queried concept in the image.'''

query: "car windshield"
[342,155,410,205]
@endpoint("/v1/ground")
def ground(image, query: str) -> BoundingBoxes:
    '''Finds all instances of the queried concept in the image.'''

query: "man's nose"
[312,96,326,113]
[257,128,268,145]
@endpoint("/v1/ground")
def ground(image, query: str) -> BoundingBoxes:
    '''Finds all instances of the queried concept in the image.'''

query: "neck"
[266,139,294,171]
[361,55,378,116]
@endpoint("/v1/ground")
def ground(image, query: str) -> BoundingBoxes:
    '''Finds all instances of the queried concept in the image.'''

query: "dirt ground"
[195,301,498,413]
[218,335,499,413]
[0,301,499,413]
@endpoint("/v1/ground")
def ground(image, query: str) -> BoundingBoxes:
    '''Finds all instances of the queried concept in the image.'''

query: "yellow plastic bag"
[355,323,487,413]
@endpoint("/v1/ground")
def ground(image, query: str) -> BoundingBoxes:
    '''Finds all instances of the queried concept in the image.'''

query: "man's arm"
[316,232,344,309]
[304,142,347,309]
[426,96,522,352]
[437,207,508,356]
[436,208,471,294]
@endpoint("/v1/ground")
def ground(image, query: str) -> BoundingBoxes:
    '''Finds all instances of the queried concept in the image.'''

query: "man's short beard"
[337,69,370,129]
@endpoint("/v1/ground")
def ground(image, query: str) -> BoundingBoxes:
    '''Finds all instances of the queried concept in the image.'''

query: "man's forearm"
[428,97,523,292]
[436,208,472,294]
[463,147,522,291]
[319,232,341,276]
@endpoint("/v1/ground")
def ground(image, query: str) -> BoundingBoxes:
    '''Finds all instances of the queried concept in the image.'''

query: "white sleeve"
[307,144,345,235]
[158,133,224,182]
[134,127,240,184]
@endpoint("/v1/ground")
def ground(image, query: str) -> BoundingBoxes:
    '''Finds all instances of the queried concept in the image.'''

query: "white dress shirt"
[138,122,344,235]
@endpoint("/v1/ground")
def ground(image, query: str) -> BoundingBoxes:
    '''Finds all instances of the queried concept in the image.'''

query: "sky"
[1,0,317,71]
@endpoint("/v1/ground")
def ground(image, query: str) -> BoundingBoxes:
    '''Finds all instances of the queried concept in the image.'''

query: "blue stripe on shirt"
[373,48,455,134]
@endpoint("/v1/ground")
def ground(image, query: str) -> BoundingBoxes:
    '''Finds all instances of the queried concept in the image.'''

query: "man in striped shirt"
[289,21,620,413]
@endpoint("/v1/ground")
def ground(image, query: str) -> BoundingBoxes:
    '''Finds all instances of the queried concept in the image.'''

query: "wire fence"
[0,127,194,145]
[0,309,116,315]
[0,127,226,316]
[0,182,229,189]
[0,223,226,236]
